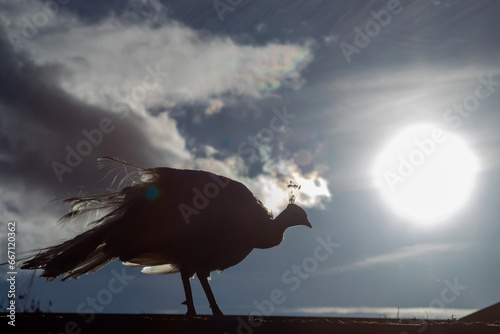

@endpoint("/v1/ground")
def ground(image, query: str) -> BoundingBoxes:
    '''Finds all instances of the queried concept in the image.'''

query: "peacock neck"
[254,213,289,249]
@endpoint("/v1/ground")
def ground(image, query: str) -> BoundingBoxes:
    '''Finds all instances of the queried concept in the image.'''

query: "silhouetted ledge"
[2,313,500,334]
[460,301,500,323]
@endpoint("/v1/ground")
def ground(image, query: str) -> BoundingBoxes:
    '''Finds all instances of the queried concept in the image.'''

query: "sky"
[1,0,500,321]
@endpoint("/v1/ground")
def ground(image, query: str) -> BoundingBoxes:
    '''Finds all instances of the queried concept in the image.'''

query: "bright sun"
[373,124,478,224]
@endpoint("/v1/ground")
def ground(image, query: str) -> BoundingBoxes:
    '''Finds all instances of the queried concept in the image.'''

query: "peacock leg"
[198,272,223,316]
[180,270,196,316]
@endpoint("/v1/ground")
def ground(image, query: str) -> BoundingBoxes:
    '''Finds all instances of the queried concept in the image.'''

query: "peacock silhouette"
[20,157,312,316]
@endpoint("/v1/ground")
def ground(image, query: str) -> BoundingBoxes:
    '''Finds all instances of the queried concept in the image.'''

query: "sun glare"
[373,124,478,224]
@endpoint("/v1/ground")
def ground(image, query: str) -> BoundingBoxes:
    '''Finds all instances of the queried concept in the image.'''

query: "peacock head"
[281,203,312,229]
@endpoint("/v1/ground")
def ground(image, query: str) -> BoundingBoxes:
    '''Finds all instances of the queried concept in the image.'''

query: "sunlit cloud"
[189,155,331,215]
[204,99,224,116]
[249,159,331,213]
[16,7,314,113]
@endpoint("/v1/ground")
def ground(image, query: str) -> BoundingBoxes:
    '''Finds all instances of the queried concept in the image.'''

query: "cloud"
[325,243,468,274]
[183,154,331,215]
[12,6,313,113]
[0,32,175,190]
[0,0,315,169]
[278,306,477,319]
[0,0,316,175]
[247,159,331,214]
[0,183,75,255]
[205,99,224,116]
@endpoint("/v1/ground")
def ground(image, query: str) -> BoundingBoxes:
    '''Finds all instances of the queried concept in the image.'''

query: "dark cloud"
[0,27,168,194]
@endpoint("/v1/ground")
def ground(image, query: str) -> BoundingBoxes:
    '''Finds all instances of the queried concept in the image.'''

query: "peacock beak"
[304,219,312,229]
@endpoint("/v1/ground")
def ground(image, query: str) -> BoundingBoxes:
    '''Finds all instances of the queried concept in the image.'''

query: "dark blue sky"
[1,0,499,319]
